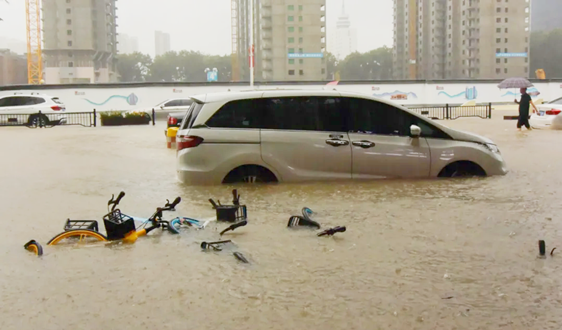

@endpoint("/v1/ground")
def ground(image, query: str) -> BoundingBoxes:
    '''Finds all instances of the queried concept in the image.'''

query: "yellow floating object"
[167,127,179,138]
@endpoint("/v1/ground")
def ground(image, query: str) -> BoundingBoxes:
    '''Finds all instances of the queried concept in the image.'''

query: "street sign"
[207,70,218,82]
[288,53,324,59]
[495,53,528,58]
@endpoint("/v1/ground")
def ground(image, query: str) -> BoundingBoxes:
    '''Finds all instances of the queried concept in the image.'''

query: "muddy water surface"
[0,116,561,330]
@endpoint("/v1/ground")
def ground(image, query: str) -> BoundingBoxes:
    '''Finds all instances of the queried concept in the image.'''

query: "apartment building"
[393,0,530,79]
[155,31,171,57]
[42,0,118,84]
[118,34,139,55]
[232,0,327,81]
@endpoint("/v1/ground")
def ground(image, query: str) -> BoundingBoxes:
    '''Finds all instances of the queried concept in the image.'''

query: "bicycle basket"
[103,209,136,240]
[215,204,247,223]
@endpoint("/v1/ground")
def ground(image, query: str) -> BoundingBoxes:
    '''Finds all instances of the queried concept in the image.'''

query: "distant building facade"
[118,34,139,54]
[333,1,357,60]
[155,31,171,57]
[393,0,530,79]
[42,0,118,84]
[232,0,327,81]
[0,49,27,85]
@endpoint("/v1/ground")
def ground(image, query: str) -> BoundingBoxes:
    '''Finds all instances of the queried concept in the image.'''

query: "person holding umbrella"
[498,77,538,131]
[514,87,538,131]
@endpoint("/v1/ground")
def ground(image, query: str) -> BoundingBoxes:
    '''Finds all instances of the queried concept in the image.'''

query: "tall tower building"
[232,0,327,82]
[393,0,530,79]
[42,0,118,84]
[333,1,357,60]
[155,31,171,57]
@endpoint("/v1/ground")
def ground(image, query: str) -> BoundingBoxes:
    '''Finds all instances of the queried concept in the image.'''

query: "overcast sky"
[0,0,392,57]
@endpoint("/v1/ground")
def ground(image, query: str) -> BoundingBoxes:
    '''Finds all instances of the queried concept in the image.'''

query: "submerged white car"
[176,90,508,185]
[531,96,562,129]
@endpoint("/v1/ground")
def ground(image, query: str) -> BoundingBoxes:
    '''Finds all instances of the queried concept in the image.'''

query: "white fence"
[1,80,560,112]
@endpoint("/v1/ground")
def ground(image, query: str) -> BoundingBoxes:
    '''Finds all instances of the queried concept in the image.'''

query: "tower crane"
[25,0,43,84]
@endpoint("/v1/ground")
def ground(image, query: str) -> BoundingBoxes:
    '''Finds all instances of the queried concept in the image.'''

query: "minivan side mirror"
[410,125,421,138]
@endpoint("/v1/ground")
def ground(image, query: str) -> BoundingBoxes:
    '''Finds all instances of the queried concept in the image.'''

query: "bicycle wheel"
[24,240,43,256]
[47,229,108,245]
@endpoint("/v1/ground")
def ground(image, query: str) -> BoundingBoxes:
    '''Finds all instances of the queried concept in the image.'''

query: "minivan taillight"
[546,109,561,116]
[51,106,62,111]
[177,135,204,151]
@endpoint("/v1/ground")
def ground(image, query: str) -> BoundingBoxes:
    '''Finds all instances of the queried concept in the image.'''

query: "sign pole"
[249,0,255,88]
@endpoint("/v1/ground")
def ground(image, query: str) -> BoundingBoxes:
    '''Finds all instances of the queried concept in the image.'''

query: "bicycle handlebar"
[317,226,346,237]
[108,191,126,212]
[219,220,248,236]
[165,197,181,209]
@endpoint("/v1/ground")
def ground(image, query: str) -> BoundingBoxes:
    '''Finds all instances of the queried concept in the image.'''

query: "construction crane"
[231,0,240,82]
[25,0,43,84]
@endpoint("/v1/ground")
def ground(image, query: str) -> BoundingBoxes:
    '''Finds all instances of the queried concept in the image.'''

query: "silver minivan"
[176,90,507,184]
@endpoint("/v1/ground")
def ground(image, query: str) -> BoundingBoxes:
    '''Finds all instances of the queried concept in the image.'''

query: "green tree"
[148,51,231,82]
[337,47,393,80]
[116,52,152,82]
[530,29,562,79]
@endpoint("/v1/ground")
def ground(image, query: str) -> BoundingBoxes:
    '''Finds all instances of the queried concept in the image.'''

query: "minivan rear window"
[181,102,203,129]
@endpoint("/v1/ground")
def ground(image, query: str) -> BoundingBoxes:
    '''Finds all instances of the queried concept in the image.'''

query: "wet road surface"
[1,114,561,330]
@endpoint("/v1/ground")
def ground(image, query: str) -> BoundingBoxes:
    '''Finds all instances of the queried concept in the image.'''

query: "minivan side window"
[180,102,202,130]
[205,99,261,129]
[346,97,450,139]
[261,96,346,132]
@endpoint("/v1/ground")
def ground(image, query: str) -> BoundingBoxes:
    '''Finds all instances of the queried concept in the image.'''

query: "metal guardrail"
[408,103,492,120]
[0,109,157,128]
[0,110,97,128]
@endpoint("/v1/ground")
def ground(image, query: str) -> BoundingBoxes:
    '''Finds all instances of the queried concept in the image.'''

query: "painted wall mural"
[0,82,559,112]
[84,93,139,106]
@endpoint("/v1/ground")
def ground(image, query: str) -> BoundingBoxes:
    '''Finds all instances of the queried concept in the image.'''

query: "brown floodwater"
[1,113,561,330]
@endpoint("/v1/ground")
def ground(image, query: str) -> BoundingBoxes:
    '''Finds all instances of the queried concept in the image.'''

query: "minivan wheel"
[223,165,278,184]
[438,161,486,178]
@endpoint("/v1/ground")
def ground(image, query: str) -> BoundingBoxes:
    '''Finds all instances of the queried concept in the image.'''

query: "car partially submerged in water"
[175,90,508,185]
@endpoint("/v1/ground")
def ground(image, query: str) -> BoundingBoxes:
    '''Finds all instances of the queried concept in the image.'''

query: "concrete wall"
[1,80,560,112]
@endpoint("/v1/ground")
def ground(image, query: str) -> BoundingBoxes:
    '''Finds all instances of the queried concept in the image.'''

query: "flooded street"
[1,114,562,330]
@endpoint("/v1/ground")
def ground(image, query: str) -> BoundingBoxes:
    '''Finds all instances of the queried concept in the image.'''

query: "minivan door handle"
[352,140,376,149]
[325,139,350,147]
[329,134,344,139]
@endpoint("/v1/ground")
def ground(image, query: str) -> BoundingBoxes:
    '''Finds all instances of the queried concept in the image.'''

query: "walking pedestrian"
[514,87,538,131]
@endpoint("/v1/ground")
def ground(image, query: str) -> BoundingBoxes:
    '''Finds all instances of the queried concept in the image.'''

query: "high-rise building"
[530,0,562,32]
[393,0,530,80]
[333,1,357,60]
[42,0,118,84]
[0,49,27,85]
[118,34,139,55]
[155,31,171,57]
[232,0,327,82]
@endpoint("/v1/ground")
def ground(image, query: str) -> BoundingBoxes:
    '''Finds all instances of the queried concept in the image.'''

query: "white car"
[154,98,193,113]
[176,90,508,185]
[531,96,562,129]
[0,93,66,126]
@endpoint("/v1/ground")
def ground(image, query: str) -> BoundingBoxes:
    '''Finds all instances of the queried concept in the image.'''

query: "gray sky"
[0,0,392,57]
